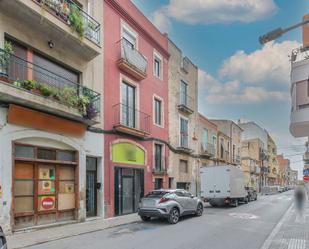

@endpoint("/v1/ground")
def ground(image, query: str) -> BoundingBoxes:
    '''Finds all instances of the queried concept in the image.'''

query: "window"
[154,98,162,126]
[122,25,137,49]
[15,145,35,158]
[180,117,189,148]
[154,144,163,171]
[179,160,188,173]
[213,135,217,155]
[153,52,162,78]
[154,178,163,190]
[220,138,224,159]
[180,80,188,106]
[121,82,136,128]
[202,129,208,150]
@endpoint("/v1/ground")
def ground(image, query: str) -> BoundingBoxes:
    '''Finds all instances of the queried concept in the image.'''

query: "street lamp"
[259,19,309,45]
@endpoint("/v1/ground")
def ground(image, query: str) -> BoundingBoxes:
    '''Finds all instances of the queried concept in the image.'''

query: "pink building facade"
[103,0,170,217]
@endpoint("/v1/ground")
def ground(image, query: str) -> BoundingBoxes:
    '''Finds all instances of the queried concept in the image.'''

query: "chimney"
[303,14,309,48]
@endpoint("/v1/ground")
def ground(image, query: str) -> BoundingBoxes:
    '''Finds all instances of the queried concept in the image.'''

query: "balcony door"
[180,117,188,148]
[180,80,188,106]
[121,82,136,128]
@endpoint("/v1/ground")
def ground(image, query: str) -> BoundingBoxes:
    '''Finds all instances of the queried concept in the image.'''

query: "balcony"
[0,49,100,125]
[0,0,101,60]
[113,103,151,138]
[200,143,215,158]
[290,104,309,137]
[117,39,147,81]
[178,92,194,114]
[232,155,241,165]
[176,132,193,154]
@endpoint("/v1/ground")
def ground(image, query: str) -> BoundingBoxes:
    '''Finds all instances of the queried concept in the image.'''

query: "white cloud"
[154,0,277,28]
[219,40,300,85]
[152,9,172,33]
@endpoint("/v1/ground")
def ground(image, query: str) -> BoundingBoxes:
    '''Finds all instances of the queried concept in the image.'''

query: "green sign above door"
[112,142,145,165]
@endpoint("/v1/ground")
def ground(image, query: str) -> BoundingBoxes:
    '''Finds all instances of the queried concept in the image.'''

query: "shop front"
[13,143,78,229]
[111,141,145,216]
[0,106,104,233]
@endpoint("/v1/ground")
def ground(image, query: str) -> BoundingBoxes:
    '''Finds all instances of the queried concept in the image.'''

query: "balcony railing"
[178,92,194,114]
[113,103,151,136]
[117,39,147,80]
[0,48,100,120]
[201,143,215,157]
[34,0,100,45]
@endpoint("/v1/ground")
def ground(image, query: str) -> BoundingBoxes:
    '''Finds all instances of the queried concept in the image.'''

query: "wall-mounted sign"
[39,196,55,211]
[65,183,74,193]
[42,181,52,190]
[303,169,309,176]
[112,142,145,165]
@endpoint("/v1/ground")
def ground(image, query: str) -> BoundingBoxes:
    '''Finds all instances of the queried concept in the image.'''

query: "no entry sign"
[40,196,55,210]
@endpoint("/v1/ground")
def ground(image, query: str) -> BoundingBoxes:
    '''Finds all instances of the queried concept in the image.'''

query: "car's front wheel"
[168,208,180,224]
[140,216,151,222]
[195,203,203,216]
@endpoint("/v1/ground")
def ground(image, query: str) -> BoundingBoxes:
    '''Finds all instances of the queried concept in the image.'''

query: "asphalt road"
[28,191,294,249]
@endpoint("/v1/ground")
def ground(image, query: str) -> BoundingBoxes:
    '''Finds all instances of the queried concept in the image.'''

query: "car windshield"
[145,191,169,198]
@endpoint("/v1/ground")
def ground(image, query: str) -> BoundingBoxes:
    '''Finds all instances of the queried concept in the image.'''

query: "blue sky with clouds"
[133,0,309,178]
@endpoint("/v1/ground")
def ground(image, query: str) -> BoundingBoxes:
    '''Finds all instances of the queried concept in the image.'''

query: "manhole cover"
[229,213,259,220]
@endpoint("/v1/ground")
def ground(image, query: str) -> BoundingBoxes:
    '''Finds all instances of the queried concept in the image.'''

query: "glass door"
[121,176,134,214]
[121,82,136,128]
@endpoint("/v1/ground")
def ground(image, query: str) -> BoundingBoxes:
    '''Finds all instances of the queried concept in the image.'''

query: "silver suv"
[138,189,204,224]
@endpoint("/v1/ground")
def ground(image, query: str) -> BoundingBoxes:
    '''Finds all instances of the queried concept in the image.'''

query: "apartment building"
[290,14,309,138]
[277,155,290,186]
[211,120,242,165]
[217,131,231,164]
[0,0,103,232]
[267,134,279,186]
[168,39,199,194]
[241,138,264,190]
[103,0,169,217]
[198,114,218,166]
[239,122,268,187]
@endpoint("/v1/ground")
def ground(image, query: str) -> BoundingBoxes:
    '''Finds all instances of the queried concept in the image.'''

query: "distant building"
[210,120,242,165]
[267,134,279,186]
[277,155,291,186]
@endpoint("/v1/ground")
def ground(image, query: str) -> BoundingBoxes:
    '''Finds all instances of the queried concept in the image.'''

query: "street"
[27,191,295,249]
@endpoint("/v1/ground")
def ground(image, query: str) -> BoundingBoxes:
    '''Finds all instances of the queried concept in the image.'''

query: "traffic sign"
[304,175,309,182]
[41,197,55,210]
[303,169,309,175]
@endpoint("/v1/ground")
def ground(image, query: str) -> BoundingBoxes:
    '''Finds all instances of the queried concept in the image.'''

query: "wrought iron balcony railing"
[178,92,194,114]
[118,39,147,77]
[113,103,151,135]
[34,0,101,45]
[201,143,216,157]
[0,48,100,120]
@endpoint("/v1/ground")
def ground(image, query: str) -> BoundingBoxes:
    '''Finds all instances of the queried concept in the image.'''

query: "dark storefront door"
[122,176,134,214]
[86,157,97,217]
[115,168,144,216]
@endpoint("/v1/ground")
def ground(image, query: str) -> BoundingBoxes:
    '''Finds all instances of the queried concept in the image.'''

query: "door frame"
[86,158,98,217]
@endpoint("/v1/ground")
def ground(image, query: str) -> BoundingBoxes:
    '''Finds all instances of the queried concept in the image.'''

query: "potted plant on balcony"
[0,41,13,83]
[69,4,84,38]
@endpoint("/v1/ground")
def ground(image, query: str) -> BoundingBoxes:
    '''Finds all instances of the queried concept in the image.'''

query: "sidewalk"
[7,214,140,249]
[261,193,309,249]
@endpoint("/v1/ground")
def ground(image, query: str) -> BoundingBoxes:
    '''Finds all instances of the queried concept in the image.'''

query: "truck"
[200,165,248,207]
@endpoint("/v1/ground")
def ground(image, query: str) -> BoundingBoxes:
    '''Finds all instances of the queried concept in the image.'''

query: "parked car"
[0,226,7,249]
[200,165,248,207]
[245,187,257,201]
[138,189,204,224]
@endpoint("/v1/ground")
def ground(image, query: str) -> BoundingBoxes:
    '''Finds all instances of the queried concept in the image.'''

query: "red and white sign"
[41,197,55,210]
[303,175,309,182]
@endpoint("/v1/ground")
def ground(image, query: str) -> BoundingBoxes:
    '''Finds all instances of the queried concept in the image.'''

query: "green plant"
[69,4,84,38]
[0,41,13,75]
[77,95,90,116]
[57,86,78,107]
[38,83,56,97]
[19,80,37,91]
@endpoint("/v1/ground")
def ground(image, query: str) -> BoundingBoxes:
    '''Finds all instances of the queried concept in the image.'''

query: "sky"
[133,0,309,179]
